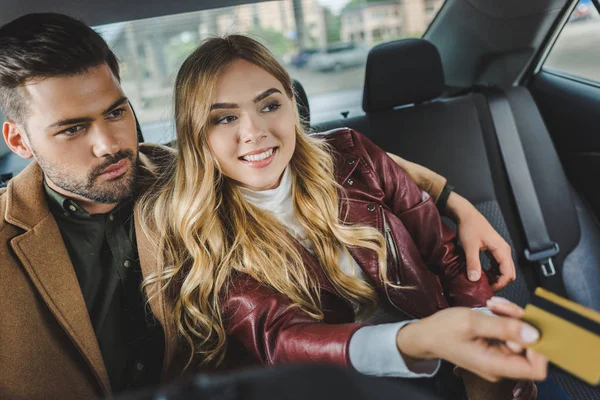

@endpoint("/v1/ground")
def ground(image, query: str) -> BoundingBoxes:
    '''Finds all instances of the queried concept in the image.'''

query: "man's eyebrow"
[103,96,129,115]
[253,88,282,103]
[47,96,129,130]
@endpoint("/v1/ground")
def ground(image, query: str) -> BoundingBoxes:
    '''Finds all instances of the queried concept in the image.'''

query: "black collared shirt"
[44,182,164,393]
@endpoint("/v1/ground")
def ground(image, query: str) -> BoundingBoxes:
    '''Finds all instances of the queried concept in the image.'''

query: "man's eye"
[262,103,281,113]
[107,108,126,119]
[60,125,85,137]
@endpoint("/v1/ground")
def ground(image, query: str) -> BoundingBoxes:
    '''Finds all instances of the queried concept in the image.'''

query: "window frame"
[526,0,600,85]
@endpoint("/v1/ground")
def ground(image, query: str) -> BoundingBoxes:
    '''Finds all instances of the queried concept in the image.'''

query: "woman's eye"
[216,115,237,125]
[262,103,281,113]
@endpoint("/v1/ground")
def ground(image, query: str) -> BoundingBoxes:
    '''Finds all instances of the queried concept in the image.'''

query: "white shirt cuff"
[349,320,441,378]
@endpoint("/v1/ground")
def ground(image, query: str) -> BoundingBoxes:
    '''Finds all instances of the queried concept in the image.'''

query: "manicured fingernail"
[520,324,540,343]
[491,296,511,304]
[487,296,511,306]
[506,340,523,352]
[513,388,522,397]
[468,270,480,281]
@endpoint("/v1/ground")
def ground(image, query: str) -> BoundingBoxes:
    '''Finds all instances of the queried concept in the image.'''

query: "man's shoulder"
[138,142,176,176]
[139,142,176,162]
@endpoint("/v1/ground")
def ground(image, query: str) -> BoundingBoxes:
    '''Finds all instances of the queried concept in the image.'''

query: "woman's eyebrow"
[210,102,238,111]
[210,88,282,110]
[253,88,282,103]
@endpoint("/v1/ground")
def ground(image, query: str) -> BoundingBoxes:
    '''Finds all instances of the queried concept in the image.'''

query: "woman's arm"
[222,274,362,366]
[222,275,547,383]
[385,152,516,292]
[224,274,437,378]
[396,306,548,383]
[354,130,493,307]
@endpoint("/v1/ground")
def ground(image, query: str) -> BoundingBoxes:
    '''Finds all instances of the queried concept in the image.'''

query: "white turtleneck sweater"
[240,167,440,378]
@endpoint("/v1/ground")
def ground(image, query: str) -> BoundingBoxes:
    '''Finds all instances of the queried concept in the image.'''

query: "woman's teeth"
[242,148,274,162]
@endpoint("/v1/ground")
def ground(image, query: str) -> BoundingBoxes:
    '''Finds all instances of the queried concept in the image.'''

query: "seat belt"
[481,86,564,294]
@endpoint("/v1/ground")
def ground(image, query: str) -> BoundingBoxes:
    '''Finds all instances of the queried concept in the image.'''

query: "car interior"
[1,0,599,398]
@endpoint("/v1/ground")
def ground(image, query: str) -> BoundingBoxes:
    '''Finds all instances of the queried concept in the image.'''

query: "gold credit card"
[522,288,600,386]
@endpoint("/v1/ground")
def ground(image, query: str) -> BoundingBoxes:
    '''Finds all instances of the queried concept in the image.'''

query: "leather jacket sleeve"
[222,274,364,367]
[350,130,493,307]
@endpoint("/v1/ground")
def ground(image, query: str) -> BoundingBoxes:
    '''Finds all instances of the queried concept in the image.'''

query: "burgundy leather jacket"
[222,128,493,368]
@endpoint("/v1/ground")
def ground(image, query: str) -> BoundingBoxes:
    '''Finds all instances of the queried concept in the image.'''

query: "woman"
[138,35,545,398]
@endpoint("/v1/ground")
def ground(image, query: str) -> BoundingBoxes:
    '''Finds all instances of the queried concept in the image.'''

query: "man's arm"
[386,152,516,292]
[386,153,446,202]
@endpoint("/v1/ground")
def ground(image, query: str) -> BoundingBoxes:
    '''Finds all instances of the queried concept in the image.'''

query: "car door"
[528,0,600,219]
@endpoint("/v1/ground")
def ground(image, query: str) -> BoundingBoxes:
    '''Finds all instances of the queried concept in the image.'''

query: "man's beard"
[37,149,138,204]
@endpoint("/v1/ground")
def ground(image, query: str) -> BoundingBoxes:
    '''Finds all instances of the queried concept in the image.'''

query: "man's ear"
[3,120,33,159]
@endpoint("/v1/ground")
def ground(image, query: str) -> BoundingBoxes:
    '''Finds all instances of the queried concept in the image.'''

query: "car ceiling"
[1,0,575,89]
[0,0,253,27]
[427,0,573,87]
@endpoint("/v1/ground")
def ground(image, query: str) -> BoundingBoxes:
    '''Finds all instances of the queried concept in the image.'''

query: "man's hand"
[396,307,548,383]
[445,192,516,291]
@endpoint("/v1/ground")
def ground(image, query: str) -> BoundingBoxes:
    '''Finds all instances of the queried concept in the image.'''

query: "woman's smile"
[239,146,278,168]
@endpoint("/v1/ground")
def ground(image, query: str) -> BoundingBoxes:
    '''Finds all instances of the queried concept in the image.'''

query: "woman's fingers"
[469,346,545,382]
[411,308,548,382]
[470,312,539,346]
[486,296,525,319]
[525,348,549,381]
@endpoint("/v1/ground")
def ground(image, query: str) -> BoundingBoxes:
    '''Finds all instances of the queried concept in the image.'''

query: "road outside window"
[545,0,600,83]
[94,0,446,144]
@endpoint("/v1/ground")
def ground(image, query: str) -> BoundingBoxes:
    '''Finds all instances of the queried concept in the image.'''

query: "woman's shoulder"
[311,128,386,169]
[310,127,372,156]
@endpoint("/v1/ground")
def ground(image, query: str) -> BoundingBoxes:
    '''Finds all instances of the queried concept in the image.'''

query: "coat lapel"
[134,210,178,378]
[5,162,110,395]
[134,147,178,377]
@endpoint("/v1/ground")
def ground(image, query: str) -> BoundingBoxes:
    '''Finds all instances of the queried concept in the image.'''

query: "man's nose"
[91,124,121,158]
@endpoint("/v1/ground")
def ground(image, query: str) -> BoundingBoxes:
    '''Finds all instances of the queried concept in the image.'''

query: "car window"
[94,0,446,143]
[544,0,600,83]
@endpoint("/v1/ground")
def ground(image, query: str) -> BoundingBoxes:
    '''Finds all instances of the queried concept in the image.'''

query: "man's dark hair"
[0,13,120,123]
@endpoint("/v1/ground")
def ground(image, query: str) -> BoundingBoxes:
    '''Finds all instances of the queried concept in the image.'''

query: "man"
[0,13,531,399]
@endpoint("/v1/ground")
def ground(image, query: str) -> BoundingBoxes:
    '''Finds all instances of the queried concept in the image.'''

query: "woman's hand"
[445,192,517,291]
[487,297,538,399]
[395,307,548,383]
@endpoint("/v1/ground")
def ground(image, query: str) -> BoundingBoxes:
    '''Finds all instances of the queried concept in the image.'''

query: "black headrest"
[362,39,445,113]
[128,101,145,143]
[292,79,310,128]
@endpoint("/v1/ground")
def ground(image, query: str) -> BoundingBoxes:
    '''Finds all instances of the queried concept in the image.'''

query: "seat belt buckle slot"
[539,258,556,277]
[524,242,559,277]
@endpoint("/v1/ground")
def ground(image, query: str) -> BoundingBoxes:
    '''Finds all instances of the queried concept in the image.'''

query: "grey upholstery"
[308,38,600,399]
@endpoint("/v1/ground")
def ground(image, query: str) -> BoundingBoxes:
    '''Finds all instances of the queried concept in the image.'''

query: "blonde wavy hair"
[138,35,391,367]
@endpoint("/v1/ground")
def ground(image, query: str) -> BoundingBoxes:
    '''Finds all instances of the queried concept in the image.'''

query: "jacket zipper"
[379,207,419,319]
[380,206,401,285]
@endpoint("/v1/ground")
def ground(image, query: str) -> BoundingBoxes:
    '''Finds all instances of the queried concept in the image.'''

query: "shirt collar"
[240,167,293,211]
[43,179,134,220]
[43,179,91,219]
